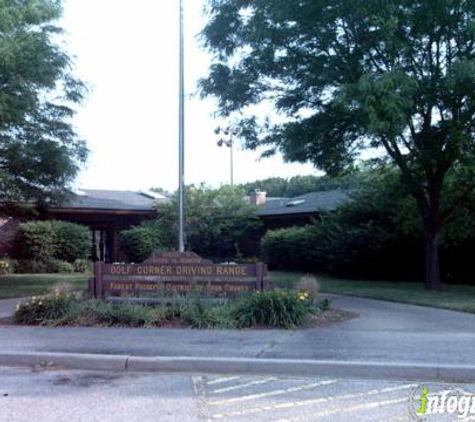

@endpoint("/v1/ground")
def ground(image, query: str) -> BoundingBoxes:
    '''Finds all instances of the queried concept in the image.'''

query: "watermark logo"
[409,385,475,421]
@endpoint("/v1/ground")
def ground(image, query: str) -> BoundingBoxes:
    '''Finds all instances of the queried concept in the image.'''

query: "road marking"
[211,378,278,394]
[274,397,407,422]
[209,379,338,406]
[211,383,416,419]
[207,376,241,386]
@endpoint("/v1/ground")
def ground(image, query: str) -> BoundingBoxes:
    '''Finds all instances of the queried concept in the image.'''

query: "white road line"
[209,379,338,406]
[207,376,242,386]
[274,397,407,422]
[211,384,416,419]
[211,378,278,394]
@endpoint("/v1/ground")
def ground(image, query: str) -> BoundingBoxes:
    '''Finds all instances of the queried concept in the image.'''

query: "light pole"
[178,0,185,252]
[215,126,237,186]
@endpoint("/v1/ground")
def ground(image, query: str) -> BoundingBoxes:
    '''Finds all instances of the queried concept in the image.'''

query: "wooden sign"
[89,252,270,299]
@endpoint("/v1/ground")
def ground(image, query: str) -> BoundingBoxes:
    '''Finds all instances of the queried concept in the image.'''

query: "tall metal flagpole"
[178,0,185,252]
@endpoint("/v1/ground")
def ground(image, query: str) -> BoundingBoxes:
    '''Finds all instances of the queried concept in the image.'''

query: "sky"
[61,0,317,193]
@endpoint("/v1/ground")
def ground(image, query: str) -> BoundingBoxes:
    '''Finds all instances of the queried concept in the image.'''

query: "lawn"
[270,271,475,314]
[0,274,90,300]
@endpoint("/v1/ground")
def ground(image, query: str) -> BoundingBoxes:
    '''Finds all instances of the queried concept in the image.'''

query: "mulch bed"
[304,308,359,328]
[0,308,359,329]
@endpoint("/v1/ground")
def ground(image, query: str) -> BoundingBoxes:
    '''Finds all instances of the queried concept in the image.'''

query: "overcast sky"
[61,0,317,193]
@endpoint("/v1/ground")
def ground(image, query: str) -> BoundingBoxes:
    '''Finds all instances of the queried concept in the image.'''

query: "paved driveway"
[326,294,475,333]
[0,295,474,367]
[0,298,22,320]
[262,294,475,364]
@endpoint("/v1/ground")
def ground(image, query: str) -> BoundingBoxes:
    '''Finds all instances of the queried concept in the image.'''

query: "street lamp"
[178,0,185,252]
[215,126,237,186]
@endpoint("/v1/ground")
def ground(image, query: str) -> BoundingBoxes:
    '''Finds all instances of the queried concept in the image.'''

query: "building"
[0,188,352,263]
[0,190,169,262]
[251,189,352,229]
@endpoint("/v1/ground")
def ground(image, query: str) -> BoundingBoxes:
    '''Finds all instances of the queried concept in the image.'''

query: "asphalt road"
[1,367,473,422]
[1,295,474,366]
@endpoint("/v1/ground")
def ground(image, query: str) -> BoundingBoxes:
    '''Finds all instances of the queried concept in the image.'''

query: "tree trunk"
[424,230,442,291]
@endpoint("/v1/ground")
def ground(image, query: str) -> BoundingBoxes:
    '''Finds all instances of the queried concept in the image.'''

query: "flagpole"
[178,0,185,252]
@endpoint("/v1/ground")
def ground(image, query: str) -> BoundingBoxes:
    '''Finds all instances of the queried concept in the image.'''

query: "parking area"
[1,368,473,421]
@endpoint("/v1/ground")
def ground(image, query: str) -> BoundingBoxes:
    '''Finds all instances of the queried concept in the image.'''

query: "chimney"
[250,189,267,206]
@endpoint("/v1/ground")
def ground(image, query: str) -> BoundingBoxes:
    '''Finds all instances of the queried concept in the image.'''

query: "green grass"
[270,271,475,314]
[0,274,90,299]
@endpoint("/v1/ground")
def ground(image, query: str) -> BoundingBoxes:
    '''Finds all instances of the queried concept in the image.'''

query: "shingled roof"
[257,190,353,217]
[56,190,170,212]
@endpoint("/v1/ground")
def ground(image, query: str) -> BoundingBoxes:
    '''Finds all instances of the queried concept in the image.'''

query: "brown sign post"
[90,252,271,299]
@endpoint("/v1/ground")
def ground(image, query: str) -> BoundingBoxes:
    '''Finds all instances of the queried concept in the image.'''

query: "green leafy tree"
[240,174,363,197]
[157,185,262,259]
[16,220,91,263]
[121,223,165,263]
[0,0,88,211]
[240,177,289,197]
[201,0,475,289]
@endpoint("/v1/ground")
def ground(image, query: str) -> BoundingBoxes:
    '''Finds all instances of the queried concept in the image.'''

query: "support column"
[109,226,120,263]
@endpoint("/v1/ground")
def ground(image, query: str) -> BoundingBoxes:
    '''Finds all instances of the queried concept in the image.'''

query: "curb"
[0,353,127,372]
[1,352,475,382]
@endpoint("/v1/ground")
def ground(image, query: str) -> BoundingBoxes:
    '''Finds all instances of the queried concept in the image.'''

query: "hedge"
[16,220,92,264]
[121,224,164,263]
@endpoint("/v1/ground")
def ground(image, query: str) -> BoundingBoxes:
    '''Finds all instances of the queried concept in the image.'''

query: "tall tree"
[200,0,475,290]
[0,0,88,212]
[156,185,262,259]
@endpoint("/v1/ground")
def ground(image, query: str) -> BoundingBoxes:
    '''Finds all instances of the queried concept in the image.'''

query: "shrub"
[50,282,75,296]
[73,259,92,273]
[99,302,150,327]
[14,259,48,274]
[155,185,262,260]
[261,226,316,270]
[15,296,159,328]
[45,259,74,274]
[13,258,75,274]
[318,298,332,312]
[0,259,14,275]
[296,275,320,306]
[78,301,170,327]
[16,221,57,262]
[145,306,168,327]
[180,300,235,329]
[53,221,92,262]
[16,220,92,264]
[15,294,77,325]
[233,291,312,329]
[121,224,165,263]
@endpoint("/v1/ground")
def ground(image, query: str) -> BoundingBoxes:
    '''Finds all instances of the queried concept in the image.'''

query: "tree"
[121,223,165,263]
[240,174,362,197]
[240,177,289,197]
[200,0,475,290]
[149,187,171,196]
[156,185,262,259]
[0,0,88,212]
